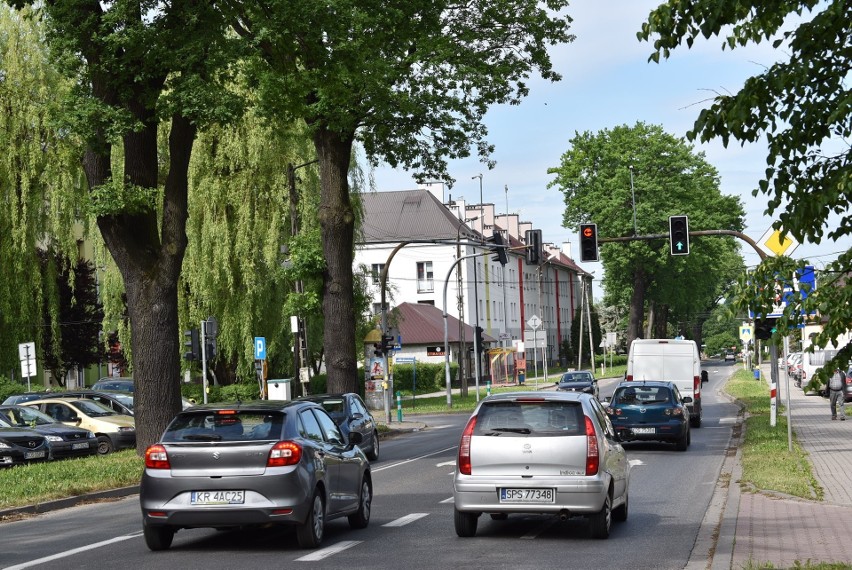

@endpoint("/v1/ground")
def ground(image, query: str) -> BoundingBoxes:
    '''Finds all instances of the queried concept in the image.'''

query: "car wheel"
[675,428,689,452]
[588,494,612,539]
[348,478,372,529]
[489,513,508,521]
[613,493,628,523]
[96,435,113,455]
[366,431,380,461]
[143,520,175,551]
[454,509,479,537]
[297,491,325,548]
[690,414,702,428]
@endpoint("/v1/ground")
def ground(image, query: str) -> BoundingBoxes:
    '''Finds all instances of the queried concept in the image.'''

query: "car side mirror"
[351,412,364,421]
[348,430,364,448]
[682,396,693,404]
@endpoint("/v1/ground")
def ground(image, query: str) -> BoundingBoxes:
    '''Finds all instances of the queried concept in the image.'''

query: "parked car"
[0,405,98,459]
[0,417,50,467]
[298,393,380,460]
[604,381,691,451]
[453,391,630,539]
[724,351,736,362]
[555,370,599,399]
[140,399,372,550]
[51,390,135,416]
[2,391,55,405]
[91,378,134,393]
[22,398,135,454]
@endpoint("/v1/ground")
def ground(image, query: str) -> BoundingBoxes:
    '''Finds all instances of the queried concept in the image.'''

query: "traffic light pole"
[597,229,767,261]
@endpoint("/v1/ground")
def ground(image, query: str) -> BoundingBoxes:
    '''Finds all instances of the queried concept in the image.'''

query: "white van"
[626,339,705,427]
[799,349,839,391]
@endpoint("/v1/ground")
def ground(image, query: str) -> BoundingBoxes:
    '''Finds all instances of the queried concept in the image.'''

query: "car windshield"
[162,411,285,442]
[474,401,584,437]
[1,406,55,426]
[560,373,592,383]
[72,399,118,417]
[613,386,672,405]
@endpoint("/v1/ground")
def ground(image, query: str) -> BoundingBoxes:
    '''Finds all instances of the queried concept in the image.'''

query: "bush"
[0,377,29,403]
[393,362,458,395]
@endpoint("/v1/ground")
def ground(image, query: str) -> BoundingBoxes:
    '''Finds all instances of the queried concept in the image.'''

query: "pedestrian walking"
[827,368,846,421]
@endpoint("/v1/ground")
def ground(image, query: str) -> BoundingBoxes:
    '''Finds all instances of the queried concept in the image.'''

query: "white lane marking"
[718,417,738,424]
[4,532,142,570]
[629,459,645,467]
[429,424,453,430]
[382,513,429,527]
[520,519,556,539]
[371,446,457,472]
[436,460,456,467]
[295,541,362,562]
[440,497,454,504]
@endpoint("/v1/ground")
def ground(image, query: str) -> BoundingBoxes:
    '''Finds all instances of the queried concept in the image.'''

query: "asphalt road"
[1,362,740,570]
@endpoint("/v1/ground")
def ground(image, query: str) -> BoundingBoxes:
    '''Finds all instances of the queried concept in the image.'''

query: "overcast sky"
[369,1,850,301]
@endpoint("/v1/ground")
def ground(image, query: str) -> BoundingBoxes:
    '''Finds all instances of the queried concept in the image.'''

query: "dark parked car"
[91,378,134,393]
[555,370,599,399]
[2,391,55,405]
[0,405,98,459]
[140,399,372,551]
[605,381,691,451]
[0,417,50,467]
[298,393,380,460]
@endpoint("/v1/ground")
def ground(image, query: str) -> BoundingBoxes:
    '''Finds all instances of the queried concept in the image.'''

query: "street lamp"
[472,174,483,206]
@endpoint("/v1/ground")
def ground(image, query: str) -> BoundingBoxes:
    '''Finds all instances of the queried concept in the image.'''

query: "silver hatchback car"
[453,391,630,539]
[140,400,372,551]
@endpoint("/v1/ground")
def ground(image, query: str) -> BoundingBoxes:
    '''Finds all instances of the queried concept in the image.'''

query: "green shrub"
[0,377,29,403]
[393,362,458,395]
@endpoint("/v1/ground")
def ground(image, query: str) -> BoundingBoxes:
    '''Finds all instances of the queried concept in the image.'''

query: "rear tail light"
[664,408,684,416]
[605,407,622,416]
[268,441,302,467]
[145,444,170,469]
[693,376,700,392]
[458,415,478,475]
[625,374,633,381]
[584,416,599,476]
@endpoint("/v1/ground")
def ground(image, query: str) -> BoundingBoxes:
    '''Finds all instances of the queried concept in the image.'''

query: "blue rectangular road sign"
[254,337,267,360]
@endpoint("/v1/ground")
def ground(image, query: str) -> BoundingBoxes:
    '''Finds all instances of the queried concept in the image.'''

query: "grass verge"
[725,369,822,500]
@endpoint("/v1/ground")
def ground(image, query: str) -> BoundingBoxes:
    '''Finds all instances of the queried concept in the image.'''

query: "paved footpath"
[722,366,852,569]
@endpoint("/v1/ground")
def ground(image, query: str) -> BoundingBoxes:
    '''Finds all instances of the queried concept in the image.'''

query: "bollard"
[396,391,403,422]
[754,368,760,382]
[486,380,492,397]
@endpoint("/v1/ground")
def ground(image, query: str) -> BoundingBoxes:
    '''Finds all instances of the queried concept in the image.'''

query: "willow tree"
[226,0,575,393]
[6,1,241,451]
[0,6,83,376]
[549,122,745,346]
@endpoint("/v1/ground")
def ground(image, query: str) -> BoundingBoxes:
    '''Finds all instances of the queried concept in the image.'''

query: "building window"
[417,261,434,292]
[371,263,385,284]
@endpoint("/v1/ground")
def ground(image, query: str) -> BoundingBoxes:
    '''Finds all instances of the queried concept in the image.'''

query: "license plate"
[25,451,46,459]
[632,427,655,434]
[500,488,555,503]
[72,442,90,450]
[190,491,245,505]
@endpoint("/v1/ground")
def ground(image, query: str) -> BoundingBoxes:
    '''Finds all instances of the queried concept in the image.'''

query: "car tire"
[613,493,628,523]
[588,494,612,539]
[96,435,114,455]
[297,491,325,548]
[143,521,175,551]
[675,428,689,452]
[454,509,479,537]
[366,431,380,461]
[690,414,702,428]
[348,478,372,529]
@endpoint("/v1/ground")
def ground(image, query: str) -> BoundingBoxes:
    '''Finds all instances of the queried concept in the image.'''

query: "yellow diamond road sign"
[758,226,799,257]
[740,323,752,343]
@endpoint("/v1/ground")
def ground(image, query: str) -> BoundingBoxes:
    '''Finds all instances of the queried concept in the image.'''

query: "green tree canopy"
[548,122,745,345]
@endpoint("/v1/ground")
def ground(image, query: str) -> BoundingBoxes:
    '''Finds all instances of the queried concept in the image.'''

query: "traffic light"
[525,229,542,265]
[474,326,484,353]
[754,318,777,340]
[487,231,508,266]
[579,223,598,262]
[669,215,690,256]
[183,328,200,361]
[381,335,395,354]
[205,337,217,360]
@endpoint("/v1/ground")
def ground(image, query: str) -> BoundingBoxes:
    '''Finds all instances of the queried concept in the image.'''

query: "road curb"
[0,485,139,521]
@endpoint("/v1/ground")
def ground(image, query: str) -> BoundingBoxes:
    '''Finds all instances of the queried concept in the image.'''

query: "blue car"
[605,381,691,451]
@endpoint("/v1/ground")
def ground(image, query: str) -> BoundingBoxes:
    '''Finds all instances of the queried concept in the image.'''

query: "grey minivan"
[453,391,630,539]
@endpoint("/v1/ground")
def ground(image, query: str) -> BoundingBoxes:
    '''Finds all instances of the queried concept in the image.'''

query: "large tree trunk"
[654,304,669,338]
[89,113,194,453]
[314,127,358,394]
[627,267,646,346]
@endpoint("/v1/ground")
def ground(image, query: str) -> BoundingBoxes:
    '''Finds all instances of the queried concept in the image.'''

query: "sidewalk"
[710,364,852,569]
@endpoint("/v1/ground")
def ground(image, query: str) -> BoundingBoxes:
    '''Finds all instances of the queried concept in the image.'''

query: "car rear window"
[473,401,584,437]
[162,411,284,442]
[613,385,672,404]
